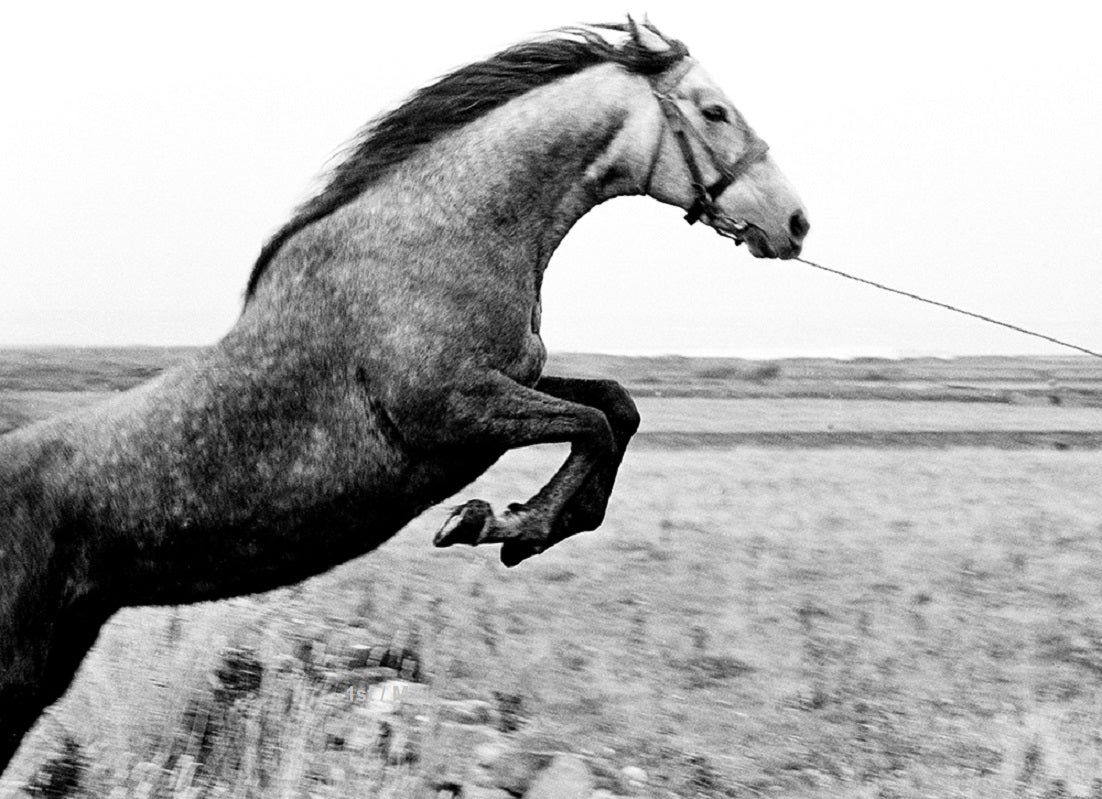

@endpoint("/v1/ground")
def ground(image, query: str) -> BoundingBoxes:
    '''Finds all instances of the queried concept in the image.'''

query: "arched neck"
[366,64,640,271]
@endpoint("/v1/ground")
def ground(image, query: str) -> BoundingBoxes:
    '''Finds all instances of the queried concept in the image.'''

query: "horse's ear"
[627,14,672,54]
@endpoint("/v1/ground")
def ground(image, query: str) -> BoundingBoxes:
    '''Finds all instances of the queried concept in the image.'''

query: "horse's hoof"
[500,540,541,567]
[434,499,493,547]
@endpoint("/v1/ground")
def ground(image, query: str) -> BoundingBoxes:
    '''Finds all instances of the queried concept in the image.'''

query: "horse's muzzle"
[739,225,800,260]
[743,209,809,259]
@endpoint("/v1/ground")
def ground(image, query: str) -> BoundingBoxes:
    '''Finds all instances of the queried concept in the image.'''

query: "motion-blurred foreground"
[2,349,1101,798]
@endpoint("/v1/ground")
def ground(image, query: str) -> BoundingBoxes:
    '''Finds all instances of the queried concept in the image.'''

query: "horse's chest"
[502,301,547,386]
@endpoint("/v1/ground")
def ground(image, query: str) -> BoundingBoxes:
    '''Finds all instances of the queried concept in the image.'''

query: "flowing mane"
[244,22,689,299]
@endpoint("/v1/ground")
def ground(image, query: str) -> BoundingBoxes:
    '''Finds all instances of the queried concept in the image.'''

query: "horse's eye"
[702,105,729,123]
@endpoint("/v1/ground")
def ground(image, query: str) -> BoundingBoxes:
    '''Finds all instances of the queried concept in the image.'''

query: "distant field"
[2,347,1101,399]
[3,349,1102,797]
[3,348,1101,446]
[8,393,1102,448]
[546,351,1102,403]
[632,398,1102,449]
[637,398,1102,433]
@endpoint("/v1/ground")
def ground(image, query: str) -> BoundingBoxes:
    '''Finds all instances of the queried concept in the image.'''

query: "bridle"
[645,59,770,243]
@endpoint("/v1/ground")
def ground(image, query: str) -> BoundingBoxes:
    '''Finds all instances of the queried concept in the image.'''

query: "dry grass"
[6,445,1102,798]
[3,350,1102,797]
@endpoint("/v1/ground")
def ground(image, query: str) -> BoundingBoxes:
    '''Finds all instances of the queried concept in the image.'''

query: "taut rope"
[792,256,1102,361]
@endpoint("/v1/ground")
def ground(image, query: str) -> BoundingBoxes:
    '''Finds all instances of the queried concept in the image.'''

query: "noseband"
[647,59,769,241]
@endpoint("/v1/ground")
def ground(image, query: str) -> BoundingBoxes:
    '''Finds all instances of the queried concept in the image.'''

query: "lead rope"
[792,256,1102,360]
[646,60,1100,360]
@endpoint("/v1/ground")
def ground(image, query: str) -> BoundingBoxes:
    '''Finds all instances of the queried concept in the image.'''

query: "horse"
[0,19,808,772]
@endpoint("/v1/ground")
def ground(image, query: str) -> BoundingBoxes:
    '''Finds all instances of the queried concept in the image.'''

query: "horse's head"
[622,20,809,259]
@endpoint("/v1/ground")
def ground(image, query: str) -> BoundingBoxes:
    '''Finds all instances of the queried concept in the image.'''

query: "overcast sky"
[1,1,1099,357]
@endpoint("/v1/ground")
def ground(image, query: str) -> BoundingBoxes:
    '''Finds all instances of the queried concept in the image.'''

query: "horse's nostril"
[789,210,810,239]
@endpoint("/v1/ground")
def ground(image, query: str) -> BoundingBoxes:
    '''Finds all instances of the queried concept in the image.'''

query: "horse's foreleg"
[422,372,614,564]
[493,377,639,565]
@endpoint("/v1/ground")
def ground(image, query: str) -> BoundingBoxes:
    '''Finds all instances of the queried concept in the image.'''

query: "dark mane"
[244,21,689,300]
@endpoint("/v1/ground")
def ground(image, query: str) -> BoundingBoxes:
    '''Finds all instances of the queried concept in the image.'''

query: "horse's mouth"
[738,224,801,260]
[731,223,776,258]
[697,208,802,260]
[708,217,777,258]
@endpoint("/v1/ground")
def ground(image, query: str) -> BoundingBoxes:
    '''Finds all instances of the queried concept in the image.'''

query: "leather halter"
[647,59,770,239]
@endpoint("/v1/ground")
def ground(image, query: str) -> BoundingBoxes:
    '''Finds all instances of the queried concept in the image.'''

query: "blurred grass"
[3,349,1102,797]
[6,447,1102,797]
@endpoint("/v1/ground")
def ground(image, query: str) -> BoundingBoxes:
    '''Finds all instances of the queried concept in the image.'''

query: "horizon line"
[0,344,1094,362]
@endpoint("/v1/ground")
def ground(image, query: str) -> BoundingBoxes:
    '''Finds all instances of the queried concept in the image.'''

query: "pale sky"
[1,1,1099,357]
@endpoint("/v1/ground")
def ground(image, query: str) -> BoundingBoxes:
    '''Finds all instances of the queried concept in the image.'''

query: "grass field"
[2,350,1102,798]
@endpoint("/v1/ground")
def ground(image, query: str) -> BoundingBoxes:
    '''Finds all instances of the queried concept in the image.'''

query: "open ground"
[2,350,1101,798]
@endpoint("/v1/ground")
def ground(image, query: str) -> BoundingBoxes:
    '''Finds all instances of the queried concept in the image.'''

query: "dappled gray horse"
[0,20,807,770]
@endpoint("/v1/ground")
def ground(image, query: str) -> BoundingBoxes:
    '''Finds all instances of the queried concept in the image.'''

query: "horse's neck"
[361,64,638,271]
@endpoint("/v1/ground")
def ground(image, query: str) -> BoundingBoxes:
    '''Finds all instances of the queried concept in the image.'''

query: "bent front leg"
[412,371,613,564]
[496,377,639,565]
[534,376,639,531]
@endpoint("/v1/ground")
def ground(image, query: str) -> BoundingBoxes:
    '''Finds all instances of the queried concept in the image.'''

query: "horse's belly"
[393,445,505,513]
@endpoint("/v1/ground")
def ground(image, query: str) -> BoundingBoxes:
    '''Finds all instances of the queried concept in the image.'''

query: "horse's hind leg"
[0,595,111,775]
[0,713,28,777]
[419,372,614,561]
[0,557,110,775]
[496,377,639,565]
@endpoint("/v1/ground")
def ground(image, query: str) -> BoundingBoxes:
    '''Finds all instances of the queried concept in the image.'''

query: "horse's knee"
[614,395,640,439]
[590,380,640,439]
